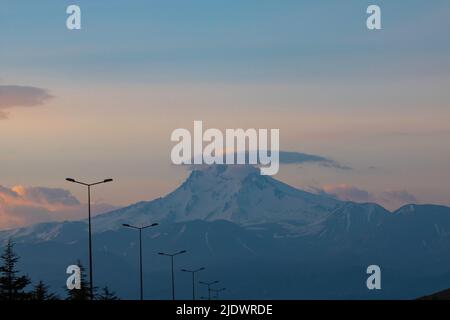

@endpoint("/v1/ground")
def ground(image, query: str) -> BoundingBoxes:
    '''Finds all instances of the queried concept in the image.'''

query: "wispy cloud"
[0,184,117,230]
[279,151,351,170]
[0,85,53,118]
[312,184,418,211]
[319,184,373,202]
[188,150,351,170]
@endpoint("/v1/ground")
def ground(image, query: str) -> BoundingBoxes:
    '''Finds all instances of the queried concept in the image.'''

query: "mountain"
[92,165,339,232]
[1,165,450,299]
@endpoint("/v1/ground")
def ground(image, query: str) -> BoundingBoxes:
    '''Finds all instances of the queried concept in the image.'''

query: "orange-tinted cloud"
[378,190,418,209]
[0,184,117,230]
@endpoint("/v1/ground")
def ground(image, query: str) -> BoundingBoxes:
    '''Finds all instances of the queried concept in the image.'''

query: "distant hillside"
[418,288,450,300]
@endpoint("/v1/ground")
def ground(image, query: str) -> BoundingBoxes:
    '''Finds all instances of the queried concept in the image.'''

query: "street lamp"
[66,177,113,299]
[210,287,226,300]
[181,267,205,300]
[122,223,159,300]
[199,280,219,300]
[158,250,187,300]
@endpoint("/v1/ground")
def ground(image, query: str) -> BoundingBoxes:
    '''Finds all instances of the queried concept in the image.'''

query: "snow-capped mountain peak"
[92,165,339,232]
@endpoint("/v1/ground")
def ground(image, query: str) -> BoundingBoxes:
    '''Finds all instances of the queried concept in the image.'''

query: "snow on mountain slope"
[318,202,390,239]
[92,165,340,232]
[379,204,450,245]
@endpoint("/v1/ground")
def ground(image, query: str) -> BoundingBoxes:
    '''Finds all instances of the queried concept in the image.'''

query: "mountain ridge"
[1,165,449,244]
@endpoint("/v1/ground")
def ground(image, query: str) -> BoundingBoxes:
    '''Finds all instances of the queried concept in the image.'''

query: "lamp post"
[158,250,186,300]
[181,267,205,300]
[210,287,226,300]
[199,280,219,300]
[122,223,159,300]
[66,177,113,300]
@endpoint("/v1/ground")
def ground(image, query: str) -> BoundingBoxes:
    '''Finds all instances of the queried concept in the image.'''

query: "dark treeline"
[0,239,119,301]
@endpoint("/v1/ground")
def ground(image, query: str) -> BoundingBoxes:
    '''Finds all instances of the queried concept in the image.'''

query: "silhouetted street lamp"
[199,280,219,300]
[181,267,205,300]
[158,250,186,300]
[123,223,159,300]
[210,287,226,300]
[66,177,113,300]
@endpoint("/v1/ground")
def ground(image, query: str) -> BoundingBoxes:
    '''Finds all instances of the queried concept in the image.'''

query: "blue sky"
[2,0,449,82]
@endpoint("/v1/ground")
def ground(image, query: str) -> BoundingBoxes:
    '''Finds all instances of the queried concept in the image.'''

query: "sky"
[1,0,450,229]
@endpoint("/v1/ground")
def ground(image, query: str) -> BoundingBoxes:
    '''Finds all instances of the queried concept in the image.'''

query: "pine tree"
[32,280,58,300]
[0,239,31,300]
[97,286,119,300]
[66,260,96,300]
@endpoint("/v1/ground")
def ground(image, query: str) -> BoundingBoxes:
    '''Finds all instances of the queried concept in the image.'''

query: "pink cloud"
[322,184,374,203]
[318,184,418,211]
[0,85,53,119]
[378,190,418,209]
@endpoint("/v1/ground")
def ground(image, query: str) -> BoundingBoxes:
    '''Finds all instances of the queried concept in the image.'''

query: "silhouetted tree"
[32,280,58,300]
[66,260,96,300]
[0,239,31,300]
[97,286,119,300]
